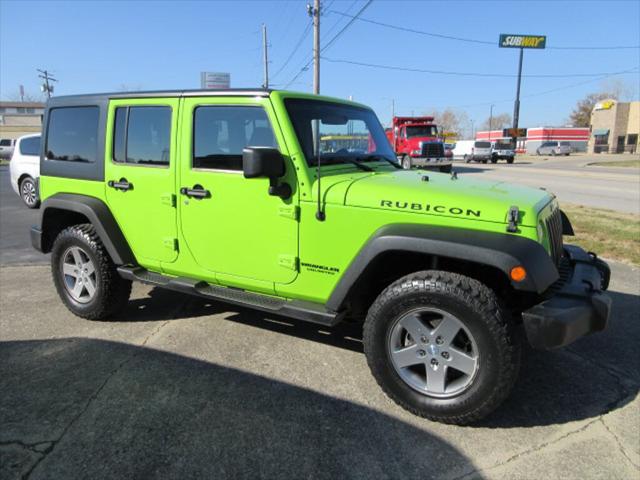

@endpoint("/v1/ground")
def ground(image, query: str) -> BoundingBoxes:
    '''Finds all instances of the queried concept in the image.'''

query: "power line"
[329,10,640,50]
[285,0,373,88]
[321,56,637,78]
[271,19,313,80]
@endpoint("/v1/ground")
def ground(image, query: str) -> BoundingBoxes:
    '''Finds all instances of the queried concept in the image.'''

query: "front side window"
[193,106,276,171]
[46,106,99,163]
[113,106,171,165]
[285,99,396,167]
[0,139,11,146]
[20,136,41,156]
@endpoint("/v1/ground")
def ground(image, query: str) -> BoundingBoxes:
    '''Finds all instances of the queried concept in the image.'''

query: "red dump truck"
[385,116,452,172]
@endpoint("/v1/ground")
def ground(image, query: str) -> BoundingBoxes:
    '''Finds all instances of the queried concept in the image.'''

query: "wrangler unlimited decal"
[380,200,481,217]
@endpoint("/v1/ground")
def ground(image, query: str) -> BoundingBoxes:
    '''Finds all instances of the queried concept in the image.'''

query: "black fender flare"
[35,193,135,265]
[326,224,559,312]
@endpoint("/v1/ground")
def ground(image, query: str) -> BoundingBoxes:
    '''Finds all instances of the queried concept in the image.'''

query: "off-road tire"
[507,157,514,164]
[491,156,498,164]
[363,270,520,425]
[51,224,131,320]
[20,176,40,209]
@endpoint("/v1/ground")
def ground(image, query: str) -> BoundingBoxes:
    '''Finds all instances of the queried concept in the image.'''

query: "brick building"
[588,99,639,154]
[0,101,45,139]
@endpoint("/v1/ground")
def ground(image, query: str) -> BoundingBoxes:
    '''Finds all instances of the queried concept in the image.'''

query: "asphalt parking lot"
[1,163,639,479]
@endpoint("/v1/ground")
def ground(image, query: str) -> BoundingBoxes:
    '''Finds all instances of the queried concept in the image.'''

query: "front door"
[178,97,298,287]
[617,136,625,153]
[105,98,180,267]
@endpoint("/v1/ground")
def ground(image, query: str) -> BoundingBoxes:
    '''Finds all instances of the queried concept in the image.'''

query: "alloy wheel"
[61,246,97,303]
[387,307,479,398]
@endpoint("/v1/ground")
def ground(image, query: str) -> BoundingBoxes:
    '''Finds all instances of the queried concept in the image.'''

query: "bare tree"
[5,90,44,102]
[569,92,617,127]
[599,78,635,102]
[478,112,511,131]
[424,108,469,137]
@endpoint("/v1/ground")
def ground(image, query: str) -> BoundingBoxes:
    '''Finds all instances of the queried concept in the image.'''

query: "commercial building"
[0,101,45,139]
[588,99,639,154]
[475,127,590,153]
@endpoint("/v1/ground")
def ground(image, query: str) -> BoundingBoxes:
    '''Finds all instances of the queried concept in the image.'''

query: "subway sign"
[499,34,546,49]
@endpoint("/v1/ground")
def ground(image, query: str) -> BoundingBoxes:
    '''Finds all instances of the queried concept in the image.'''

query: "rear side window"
[474,141,491,148]
[20,136,41,156]
[113,106,172,165]
[46,107,99,163]
[560,141,570,146]
[193,106,276,171]
[0,139,11,146]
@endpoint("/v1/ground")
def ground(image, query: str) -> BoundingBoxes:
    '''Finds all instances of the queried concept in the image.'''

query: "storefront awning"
[593,128,609,136]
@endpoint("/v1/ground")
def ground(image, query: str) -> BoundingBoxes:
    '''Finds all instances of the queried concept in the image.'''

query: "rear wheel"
[51,224,131,320]
[491,156,498,164]
[363,271,520,425]
[507,157,514,164]
[20,176,40,209]
[402,155,412,170]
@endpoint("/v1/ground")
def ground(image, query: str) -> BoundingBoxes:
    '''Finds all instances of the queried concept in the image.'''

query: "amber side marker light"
[510,266,527,282]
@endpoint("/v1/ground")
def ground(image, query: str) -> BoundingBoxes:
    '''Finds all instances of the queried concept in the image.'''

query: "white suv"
[10,134,41,208]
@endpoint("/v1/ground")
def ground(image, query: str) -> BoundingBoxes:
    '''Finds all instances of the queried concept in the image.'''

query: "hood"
[318,169,552,226]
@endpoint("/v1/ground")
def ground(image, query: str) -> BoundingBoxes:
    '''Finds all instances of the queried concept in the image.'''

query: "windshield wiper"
[357,154,402,169]
[320,156,374,172]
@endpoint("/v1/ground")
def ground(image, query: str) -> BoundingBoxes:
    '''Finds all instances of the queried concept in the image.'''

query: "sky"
[1,0,639,132]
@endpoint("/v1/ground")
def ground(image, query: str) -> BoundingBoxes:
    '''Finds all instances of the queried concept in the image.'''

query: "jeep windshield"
[406,125,437,138]
[285,98,397,168]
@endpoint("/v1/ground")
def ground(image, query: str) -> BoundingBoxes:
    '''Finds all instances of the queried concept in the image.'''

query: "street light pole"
[512,47,524,143]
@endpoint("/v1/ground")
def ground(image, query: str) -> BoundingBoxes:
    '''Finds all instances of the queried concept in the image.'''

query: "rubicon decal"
[380,200,481,218]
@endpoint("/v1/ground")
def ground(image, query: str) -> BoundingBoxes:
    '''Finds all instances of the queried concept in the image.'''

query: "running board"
[117,266,340,326]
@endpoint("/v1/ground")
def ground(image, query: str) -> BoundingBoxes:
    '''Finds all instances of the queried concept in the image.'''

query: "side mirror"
[242,147,291,199]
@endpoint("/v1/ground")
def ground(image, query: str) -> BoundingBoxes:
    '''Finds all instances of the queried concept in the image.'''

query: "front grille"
[545,208,564,265]
[421,142,444,158]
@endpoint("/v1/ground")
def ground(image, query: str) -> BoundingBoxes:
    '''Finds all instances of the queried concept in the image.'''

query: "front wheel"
[20,176,40,209]
[464,155,470,163]
[402,155,412,170]
[51,224,132,320]
[507,157,514,164]
[491,156,498,164]
[363,271,520,425]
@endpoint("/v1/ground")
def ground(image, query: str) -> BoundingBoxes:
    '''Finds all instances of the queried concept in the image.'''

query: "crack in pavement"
[19,310,179,479]
[450,346,639,480]
[599,417,640,470]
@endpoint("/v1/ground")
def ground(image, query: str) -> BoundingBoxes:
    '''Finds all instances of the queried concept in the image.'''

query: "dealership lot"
[0,161,638,479]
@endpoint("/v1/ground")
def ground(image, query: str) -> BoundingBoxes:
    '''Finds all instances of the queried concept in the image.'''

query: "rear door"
[104,98,180,267]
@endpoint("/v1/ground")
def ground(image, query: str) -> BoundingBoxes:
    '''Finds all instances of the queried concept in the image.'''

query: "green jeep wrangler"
[32,89,611,424]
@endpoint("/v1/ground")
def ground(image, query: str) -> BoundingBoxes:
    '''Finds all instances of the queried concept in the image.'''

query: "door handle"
[180,185,211,199]
[108,178,133,191]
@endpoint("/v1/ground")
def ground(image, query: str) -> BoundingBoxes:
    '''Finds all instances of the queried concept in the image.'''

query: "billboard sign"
[200,72,231,89]
[499,34,546,49]
[503,128,527,138]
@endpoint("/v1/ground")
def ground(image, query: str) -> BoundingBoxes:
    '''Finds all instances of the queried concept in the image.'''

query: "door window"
[46,106,99,162]
[113,106,172,166]
[193,106,276,171]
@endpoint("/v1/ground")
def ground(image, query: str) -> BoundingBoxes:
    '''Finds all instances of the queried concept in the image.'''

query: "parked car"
[465,141,492,163]
[451,140,473,160]
[9,134,41,208]
[536,141,571,156]
[491,141,515,164]
[0,138,17,159]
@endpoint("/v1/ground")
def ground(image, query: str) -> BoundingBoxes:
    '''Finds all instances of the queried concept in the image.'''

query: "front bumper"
[410,156,451,166]
[522,245,611,349]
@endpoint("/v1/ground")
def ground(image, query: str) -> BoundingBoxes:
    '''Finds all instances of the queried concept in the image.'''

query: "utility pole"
[308,0,320,94]
[489,104,494,141]
[37,69,57,98]
[512,47,524,143]
[262,24,269,89]
[391,98,395,119]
